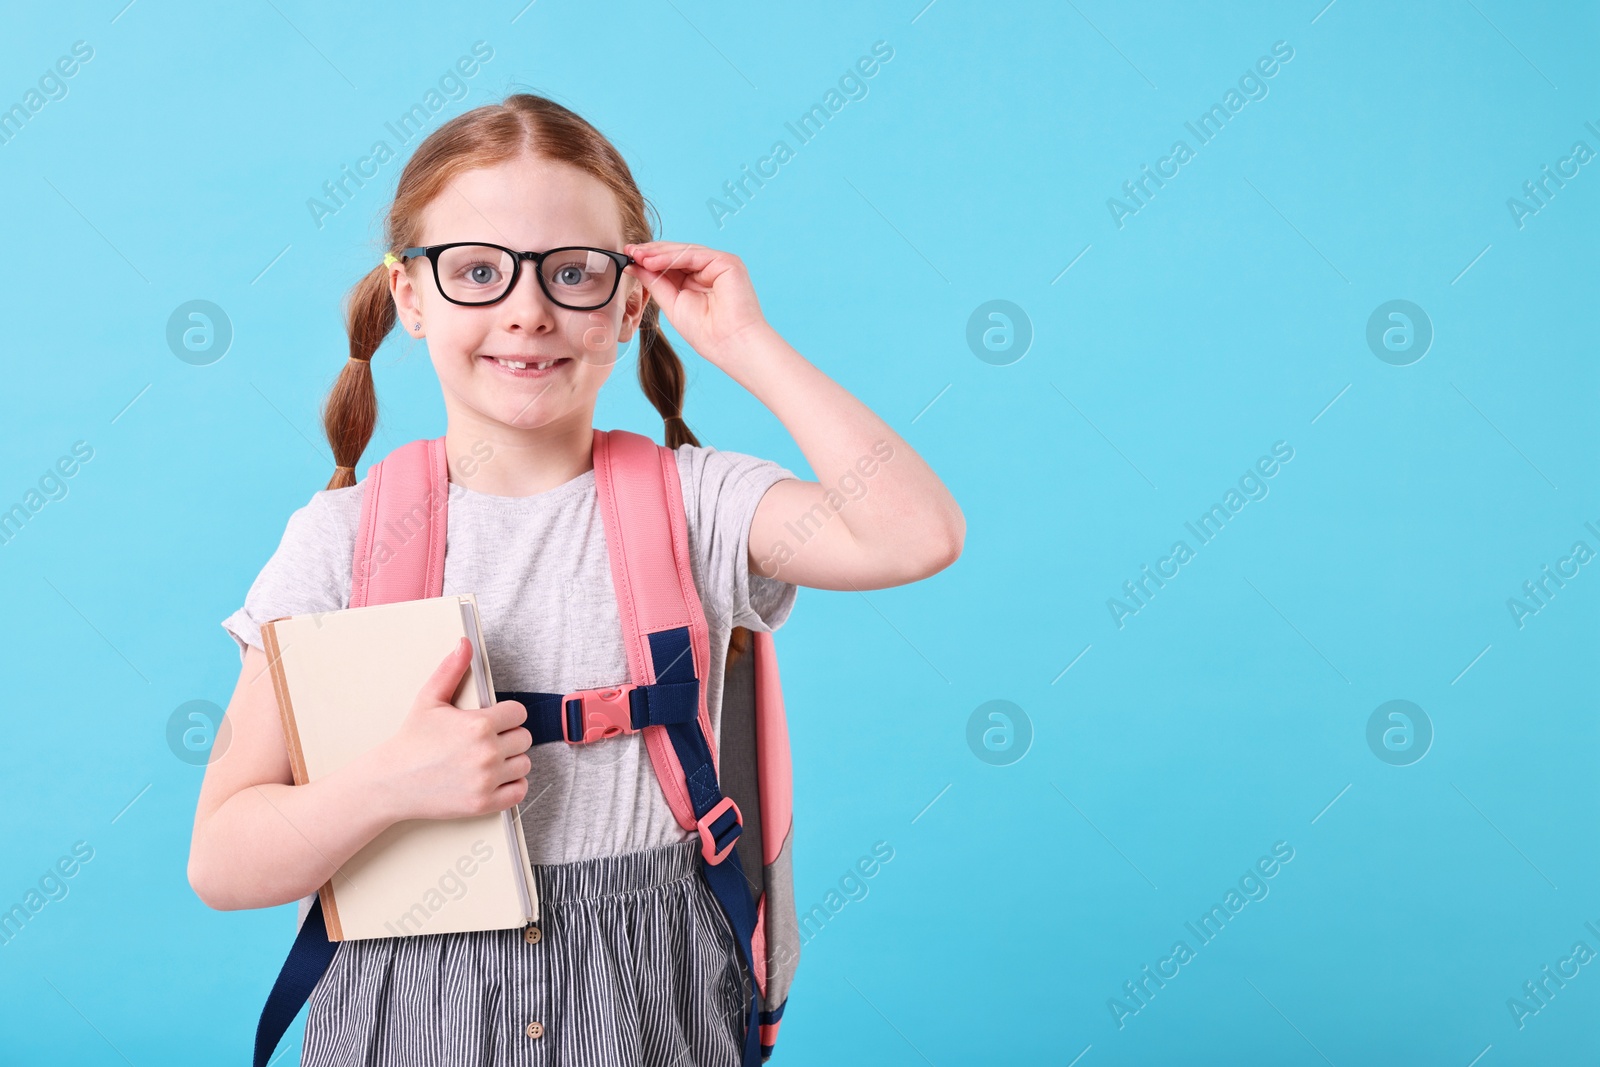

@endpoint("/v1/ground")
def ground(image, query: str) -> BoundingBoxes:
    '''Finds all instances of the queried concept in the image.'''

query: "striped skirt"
[300,838,751,1066]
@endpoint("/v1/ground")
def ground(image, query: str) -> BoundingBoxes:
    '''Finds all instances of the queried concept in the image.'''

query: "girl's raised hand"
[368,637,534,822]
[622,241,771,367]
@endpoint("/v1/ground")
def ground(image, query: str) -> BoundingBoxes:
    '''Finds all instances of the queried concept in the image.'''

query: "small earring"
[413,322,422,332]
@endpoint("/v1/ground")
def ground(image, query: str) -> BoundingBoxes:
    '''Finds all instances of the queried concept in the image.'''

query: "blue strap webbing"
[648,628,764,1067]
[759,1000,786,1059]
[253,893,338,1067]
[495,677,701,745]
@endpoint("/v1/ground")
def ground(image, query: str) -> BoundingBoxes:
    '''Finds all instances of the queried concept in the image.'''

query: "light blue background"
[1,1,1595,1063]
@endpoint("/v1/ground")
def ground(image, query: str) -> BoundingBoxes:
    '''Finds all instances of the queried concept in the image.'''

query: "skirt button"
[526,1020,544,1039]
[523,924,542,945]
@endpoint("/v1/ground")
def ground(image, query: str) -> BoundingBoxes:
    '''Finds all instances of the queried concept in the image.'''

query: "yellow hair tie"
[383,252,400,268]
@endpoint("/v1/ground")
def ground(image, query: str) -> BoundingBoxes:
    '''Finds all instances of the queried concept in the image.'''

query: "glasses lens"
[434,245,516,303]
[540,248,620,309]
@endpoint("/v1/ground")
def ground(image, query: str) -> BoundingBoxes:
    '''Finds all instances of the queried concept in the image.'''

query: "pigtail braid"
[321,263,393,490]
[635,304,700,450]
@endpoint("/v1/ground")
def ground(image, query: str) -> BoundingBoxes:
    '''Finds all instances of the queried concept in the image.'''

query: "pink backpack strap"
[751,631,793,866]
[590,427,716,831]
[592,427,765,1067]
[350,436,449,607]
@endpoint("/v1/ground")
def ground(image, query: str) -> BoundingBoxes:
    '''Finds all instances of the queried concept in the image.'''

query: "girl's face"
[390,153,647,439]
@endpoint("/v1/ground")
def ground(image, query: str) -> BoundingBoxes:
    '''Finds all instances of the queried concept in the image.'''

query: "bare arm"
[731,325,966,591]
[621,241,964,592]
[187,638,532,912]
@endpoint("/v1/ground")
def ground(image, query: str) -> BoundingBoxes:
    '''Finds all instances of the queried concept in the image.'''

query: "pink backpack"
[255,428,800,1067]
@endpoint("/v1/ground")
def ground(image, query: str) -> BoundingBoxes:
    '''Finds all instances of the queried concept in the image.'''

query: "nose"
[497,259,559,333]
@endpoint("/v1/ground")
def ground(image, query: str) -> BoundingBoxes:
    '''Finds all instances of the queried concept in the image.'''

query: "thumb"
[416,636,474,708]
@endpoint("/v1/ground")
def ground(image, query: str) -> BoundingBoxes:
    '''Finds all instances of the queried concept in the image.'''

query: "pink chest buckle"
[561,684,640,743]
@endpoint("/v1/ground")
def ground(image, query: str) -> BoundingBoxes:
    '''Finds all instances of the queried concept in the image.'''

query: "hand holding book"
[261,594,541,940]
[371,636,534,823]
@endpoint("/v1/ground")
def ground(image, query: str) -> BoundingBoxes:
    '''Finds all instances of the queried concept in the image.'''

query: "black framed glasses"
[399,243,635,310]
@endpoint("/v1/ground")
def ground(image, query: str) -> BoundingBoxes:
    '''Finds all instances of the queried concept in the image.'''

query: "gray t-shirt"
[221,442,800,870]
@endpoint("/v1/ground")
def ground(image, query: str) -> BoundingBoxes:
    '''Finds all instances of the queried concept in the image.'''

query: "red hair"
[320,92,698,494]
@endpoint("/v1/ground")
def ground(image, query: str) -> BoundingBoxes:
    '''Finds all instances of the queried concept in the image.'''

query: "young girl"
[188,92,963,1067]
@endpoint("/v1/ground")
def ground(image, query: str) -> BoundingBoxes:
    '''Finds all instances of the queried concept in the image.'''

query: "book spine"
[261,622,310,788]
[502,808,537,923]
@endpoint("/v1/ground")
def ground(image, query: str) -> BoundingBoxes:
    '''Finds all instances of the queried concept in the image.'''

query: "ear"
[617,274,649,344]
[389,264,424,334]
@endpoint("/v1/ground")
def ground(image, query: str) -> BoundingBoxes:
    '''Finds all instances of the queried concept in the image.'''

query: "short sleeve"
[674,444,801,634]
[219,485,363,662]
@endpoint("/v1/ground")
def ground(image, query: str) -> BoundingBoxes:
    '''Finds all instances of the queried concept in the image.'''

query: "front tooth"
[497,358,528,369]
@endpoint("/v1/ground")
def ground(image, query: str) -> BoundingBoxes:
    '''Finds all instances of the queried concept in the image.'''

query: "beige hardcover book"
[260,593,539,941]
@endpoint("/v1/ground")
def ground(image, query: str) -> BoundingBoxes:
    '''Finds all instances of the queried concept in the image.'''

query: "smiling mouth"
[480,355,572,376]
